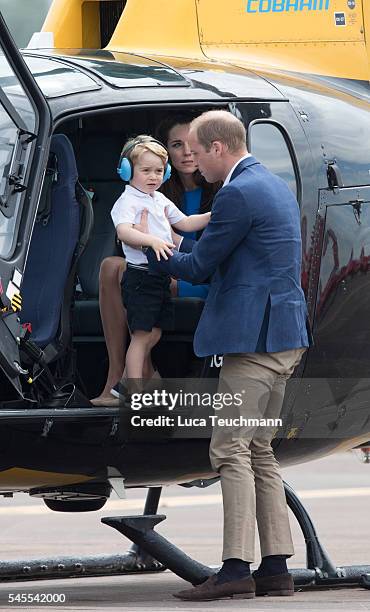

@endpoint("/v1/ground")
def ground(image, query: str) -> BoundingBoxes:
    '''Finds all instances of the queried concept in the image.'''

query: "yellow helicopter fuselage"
[42,0,370,81]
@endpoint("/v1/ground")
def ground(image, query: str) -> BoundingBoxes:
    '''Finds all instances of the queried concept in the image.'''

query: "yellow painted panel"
[0,468,94,490]
[42,0,369,78]
[43,0,101,48]
[204,40,369,79]
[42,0,84,48]
[197,0,365,44]
[107,0,203,57]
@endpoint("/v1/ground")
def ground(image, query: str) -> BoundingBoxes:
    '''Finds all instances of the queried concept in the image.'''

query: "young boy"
[110,135,210,398]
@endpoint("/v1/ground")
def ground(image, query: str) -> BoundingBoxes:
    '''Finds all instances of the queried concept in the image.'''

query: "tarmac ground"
[0,450,369,610]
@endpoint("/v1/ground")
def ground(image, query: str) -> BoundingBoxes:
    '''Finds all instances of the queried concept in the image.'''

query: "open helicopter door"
[0,12,51,395]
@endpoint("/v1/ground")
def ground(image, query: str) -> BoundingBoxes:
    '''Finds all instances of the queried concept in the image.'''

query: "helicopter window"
[249,122,298,198]
[50,51,189,88]
[0,107,19,257]
[0,54,36,133]
[0,49,38,258]
[22,56,101,99]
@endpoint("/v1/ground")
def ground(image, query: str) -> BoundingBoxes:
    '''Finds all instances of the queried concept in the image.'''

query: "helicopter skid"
[0,484,369,589]
[0,548,165,583]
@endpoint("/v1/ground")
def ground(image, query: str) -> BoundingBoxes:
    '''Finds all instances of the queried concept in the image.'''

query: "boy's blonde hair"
[191,110,246,153]
[121,135,168,167]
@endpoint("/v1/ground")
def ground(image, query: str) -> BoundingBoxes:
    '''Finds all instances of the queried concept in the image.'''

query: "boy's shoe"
[252,572,294,596]
[110,382,130,402]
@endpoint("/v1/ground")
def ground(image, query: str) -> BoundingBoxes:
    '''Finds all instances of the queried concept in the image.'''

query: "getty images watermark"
[128,388,282,429]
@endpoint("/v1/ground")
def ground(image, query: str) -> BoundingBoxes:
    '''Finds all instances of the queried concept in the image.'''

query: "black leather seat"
[73,181,123,339]
[170,297,205,333]
[72,130,124,339]
[74,294,205,337]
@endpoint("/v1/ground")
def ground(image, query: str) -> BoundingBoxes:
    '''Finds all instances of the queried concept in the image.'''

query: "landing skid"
[0,488,165,582]
[0,483,369,589]
[103,481,370,589]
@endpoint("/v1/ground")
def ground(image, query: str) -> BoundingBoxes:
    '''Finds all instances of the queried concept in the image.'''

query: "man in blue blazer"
[147,110,311,601]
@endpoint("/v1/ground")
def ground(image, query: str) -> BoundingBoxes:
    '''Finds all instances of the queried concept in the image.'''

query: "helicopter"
[0,0,369,588]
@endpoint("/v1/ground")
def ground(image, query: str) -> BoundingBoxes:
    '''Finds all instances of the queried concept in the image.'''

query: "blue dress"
[177,188,209,299]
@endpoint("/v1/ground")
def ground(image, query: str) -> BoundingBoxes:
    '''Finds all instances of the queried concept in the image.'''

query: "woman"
[91,113,219,405]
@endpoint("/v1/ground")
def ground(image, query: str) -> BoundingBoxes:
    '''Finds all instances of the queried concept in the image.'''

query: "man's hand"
[149,236,175,261]
[133,208,149,234]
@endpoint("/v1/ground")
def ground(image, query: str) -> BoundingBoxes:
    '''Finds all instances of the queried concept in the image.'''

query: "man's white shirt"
[223,153,252,187]
[111,184,186,265]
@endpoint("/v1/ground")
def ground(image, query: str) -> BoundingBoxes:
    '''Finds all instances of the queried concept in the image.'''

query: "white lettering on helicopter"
[210,354,224,368]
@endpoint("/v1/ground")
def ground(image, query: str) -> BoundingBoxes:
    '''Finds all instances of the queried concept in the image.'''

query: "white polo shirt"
[111,185,186,265]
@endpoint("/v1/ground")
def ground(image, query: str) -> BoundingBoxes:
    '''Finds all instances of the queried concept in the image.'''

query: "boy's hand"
[133,208,149,234]
[149,236,175,261]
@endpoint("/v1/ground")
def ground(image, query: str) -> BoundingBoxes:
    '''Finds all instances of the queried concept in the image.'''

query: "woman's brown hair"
[156,113,220,214]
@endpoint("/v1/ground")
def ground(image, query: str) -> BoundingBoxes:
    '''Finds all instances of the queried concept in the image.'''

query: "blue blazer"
[148,156,311,357]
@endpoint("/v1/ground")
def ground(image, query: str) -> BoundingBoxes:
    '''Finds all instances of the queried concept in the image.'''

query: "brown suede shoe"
[173,574,256,601]
[253,572,294,596]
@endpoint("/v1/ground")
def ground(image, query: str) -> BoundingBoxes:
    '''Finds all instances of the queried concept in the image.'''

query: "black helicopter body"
[0,13,370,512]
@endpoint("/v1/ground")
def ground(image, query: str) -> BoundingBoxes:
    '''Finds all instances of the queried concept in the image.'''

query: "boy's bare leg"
[125,328,162,393]
[92,256,127,400]
[119,354,159,381]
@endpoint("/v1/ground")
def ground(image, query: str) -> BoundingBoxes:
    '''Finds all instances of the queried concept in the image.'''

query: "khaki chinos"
[209,347,306,562]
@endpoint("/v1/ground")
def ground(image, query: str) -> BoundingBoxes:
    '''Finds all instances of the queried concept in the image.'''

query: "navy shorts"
[121,267,174,332]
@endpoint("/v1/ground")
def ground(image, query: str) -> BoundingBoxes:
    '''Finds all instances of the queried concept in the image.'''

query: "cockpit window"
[0,51,36,259]
[42,50,189,88]
[0,106,19,257]
[22,56,101,98]
[249,122,298,198]
[0,55,35,133]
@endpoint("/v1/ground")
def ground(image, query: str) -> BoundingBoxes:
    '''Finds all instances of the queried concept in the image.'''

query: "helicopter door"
[0,12,51,394]
[309,184,370,379]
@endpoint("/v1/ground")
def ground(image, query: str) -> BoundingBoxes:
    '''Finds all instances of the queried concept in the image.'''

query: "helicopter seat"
[166,296,205,334]
[20,134,93,362]
[72,133,124,340]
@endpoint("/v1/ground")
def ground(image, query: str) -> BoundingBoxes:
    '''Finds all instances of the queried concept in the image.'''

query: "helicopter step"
[102,514,213,586]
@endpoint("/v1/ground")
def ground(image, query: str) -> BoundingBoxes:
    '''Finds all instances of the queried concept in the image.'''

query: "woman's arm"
[172,211,211,233]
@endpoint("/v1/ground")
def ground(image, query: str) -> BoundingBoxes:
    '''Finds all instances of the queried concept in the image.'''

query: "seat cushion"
[73,296,205,337]
[170,297,205,333]
[73,299,102,337]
